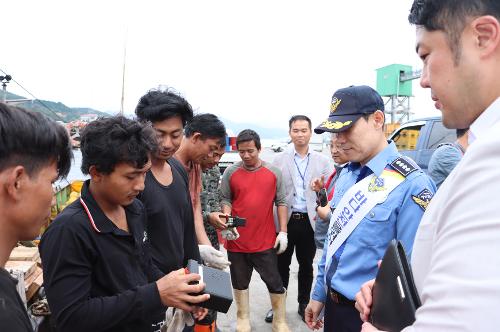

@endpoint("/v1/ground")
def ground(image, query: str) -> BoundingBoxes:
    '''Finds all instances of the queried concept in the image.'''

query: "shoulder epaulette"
[390,156,420,177]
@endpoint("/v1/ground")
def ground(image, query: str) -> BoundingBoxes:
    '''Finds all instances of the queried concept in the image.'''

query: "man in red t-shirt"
[220,129,290,332]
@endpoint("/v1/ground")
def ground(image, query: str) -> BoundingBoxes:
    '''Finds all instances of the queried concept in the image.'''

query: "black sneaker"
[265,308,273,323]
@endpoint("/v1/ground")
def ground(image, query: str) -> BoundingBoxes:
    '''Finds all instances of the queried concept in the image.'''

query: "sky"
[2,0,439,131]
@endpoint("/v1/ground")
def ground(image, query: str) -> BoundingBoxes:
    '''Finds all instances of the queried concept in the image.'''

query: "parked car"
[388,116,457,172]
[218,151,241,174]
[309,134,326,152]
[270,142,288,152]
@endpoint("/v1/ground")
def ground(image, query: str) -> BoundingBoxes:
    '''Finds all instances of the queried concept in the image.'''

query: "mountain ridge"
[2,91,289,139]
[2,91,109,122]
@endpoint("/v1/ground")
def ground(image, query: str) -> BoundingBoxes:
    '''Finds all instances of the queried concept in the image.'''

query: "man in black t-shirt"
[0,103,72,331]
[139,157,199,273]
[135,89,201,274]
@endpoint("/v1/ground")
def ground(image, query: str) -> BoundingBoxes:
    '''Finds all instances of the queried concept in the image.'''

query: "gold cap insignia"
[330,97,342,113]
[320,120,352,130]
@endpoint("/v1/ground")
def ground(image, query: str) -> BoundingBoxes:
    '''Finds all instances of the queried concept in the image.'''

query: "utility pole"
[119,28,128,116]
[120,45,126,115]
[0,74,12,103]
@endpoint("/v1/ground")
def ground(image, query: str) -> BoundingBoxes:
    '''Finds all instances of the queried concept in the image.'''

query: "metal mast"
[119,28,128,116]
[0,74,12,103]
[376,65,422,124]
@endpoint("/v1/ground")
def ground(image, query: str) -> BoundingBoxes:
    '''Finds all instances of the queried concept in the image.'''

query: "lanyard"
[294,154,310,190]
[326,169,337,194]
[80,197,101,233]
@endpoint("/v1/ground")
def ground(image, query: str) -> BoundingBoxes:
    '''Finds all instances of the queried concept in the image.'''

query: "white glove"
[274,231,288,254]
[221,227,240,241]
[198,245,230,270]
[163,307,194,332]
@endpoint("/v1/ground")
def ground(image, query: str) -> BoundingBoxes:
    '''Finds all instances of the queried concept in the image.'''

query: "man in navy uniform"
[304,85,435,332]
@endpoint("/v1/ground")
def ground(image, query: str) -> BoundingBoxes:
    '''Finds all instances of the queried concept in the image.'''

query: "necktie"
[356,166,371,183]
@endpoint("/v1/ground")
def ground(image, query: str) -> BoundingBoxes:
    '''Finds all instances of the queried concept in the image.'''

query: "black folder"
[370,240,421,332]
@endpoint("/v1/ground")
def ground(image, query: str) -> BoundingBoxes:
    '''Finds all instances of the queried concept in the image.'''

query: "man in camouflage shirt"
[198,143,227,331]
[200,142,228,248]
[201,164,223,249]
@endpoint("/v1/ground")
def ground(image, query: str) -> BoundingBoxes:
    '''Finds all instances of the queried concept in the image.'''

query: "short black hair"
[457,128,469,138]
[408,0,500,62]
[289,115,312,130]
[236,129,261,150]
[80,116,157,175]
[0,103,72,179]
[219,136,227,148]
[358,112,385,131]
[184,113,226,140]
[361,114,372,122]
[135,88,194,126]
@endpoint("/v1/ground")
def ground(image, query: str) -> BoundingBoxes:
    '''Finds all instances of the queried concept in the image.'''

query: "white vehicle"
[309,135,325,152]
[270,142,288,152]
[218,151,241,174]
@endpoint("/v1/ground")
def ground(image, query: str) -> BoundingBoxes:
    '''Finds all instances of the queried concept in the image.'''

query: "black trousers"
[277,215,316,304]
[324,294,363,332]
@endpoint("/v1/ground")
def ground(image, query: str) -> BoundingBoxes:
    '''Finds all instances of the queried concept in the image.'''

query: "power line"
[0,67,63,120]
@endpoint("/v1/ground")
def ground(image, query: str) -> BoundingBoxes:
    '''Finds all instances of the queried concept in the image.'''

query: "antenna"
[0,74,12,103]
[119,28,128,115]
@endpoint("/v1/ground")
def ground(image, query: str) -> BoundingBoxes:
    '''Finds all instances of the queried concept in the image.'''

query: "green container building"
[376,64,413,97]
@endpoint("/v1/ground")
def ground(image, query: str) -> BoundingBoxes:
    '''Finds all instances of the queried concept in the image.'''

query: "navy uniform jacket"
[40,181,166,332]
[312,142,436,301]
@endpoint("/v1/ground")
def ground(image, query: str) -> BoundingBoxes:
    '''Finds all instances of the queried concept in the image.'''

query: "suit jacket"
[272,145,333,231]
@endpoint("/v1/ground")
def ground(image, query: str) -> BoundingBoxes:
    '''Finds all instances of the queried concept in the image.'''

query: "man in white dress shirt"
[354,1,500,331]
[267,115,332,323]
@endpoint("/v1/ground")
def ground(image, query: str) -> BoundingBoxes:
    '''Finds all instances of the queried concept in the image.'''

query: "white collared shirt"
[469,97,500,144]
[403,97,500,331]
[292,149,310,213]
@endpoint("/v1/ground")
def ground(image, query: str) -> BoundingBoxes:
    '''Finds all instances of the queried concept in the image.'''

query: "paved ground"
[216,248,322,332]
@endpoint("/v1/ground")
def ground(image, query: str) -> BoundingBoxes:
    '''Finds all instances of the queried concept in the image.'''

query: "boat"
[51,180,83,218]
